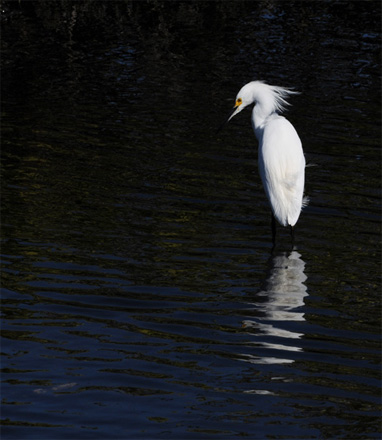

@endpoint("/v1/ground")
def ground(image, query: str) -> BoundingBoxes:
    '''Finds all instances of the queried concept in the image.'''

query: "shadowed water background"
[1,1,381,439]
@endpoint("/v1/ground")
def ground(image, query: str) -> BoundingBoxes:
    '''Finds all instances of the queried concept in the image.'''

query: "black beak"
[216,106,238,134]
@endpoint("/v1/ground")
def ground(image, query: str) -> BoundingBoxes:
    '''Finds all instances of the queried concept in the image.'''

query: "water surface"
[1,1,381,439]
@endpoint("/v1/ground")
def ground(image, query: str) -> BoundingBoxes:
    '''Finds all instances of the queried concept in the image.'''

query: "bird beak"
[217,102,242,134]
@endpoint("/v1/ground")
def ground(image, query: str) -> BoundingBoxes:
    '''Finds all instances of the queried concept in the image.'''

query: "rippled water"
[1,1,381,439]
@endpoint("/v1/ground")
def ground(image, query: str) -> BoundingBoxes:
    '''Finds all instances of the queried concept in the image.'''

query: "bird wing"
[259,116,305,226]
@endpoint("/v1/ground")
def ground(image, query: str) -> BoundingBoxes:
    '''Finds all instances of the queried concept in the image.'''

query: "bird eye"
[236,98,242,106]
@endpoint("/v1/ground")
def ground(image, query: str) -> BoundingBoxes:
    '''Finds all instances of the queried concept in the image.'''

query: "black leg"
[271,213,276,246]
[290,225,295,248]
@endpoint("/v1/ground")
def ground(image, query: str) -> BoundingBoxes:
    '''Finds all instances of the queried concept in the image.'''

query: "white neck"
[252,103,274,134]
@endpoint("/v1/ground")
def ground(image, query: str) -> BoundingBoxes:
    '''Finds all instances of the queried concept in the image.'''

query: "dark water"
[1,1,381,439]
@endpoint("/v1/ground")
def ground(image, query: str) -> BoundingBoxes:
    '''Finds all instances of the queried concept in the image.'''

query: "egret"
[219,80,308,244]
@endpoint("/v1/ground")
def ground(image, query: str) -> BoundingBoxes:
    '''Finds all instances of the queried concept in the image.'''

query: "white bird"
[219,80,308,243]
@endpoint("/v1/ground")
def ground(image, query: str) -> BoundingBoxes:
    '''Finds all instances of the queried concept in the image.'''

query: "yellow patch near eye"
[235,98,242,107]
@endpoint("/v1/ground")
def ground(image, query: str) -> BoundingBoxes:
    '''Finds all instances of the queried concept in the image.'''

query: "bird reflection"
[242,249,308,365]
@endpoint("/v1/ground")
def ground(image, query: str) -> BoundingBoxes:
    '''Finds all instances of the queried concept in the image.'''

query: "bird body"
[222,80,307,239]
[256,113,305,227]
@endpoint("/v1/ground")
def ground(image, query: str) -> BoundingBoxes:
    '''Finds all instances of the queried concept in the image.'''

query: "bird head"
[217,83,254,133]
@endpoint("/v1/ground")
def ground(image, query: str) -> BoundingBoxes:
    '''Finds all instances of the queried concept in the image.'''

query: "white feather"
[232,81,307,228]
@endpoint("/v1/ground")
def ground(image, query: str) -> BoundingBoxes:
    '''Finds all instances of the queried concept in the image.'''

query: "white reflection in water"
[243,249,308,365]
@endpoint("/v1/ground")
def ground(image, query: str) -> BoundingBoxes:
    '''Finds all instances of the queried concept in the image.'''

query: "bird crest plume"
[256,81,300,114]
